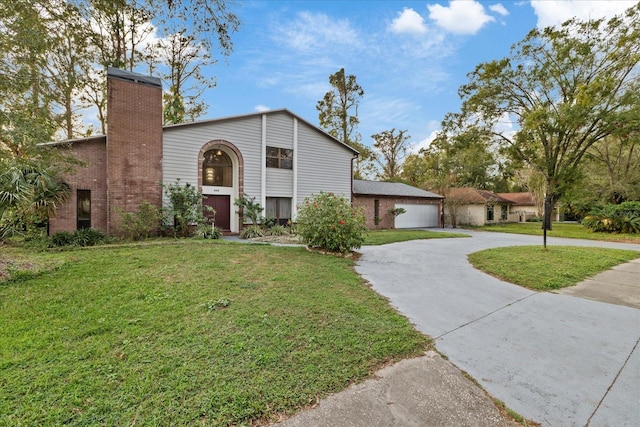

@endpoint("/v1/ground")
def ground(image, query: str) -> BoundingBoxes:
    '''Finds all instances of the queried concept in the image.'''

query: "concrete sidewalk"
[275,351,519,427]
[557,257,640,309]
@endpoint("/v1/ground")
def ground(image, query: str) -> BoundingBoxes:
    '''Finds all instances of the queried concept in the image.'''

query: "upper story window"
[266,146,293,170]
[203,149,232,187]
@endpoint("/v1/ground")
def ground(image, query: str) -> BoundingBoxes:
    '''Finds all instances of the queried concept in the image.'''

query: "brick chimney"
[106,68,163,235]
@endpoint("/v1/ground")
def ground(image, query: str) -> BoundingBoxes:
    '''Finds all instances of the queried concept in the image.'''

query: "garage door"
[394,204,439,228]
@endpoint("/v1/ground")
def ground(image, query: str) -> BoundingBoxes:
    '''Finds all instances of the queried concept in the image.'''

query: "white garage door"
[394,204,439,228]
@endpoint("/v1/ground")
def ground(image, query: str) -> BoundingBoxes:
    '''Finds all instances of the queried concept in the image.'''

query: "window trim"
[266,146,293,170]
[77,189,91,230]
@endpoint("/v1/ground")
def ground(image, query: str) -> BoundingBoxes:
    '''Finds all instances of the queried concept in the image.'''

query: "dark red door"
[203,195,231,231]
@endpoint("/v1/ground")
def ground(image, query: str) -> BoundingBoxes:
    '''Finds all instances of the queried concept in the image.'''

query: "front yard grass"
[475,222,640,244]
[468,246,640,290]
[364,229,468,245]
[0,241,429,426]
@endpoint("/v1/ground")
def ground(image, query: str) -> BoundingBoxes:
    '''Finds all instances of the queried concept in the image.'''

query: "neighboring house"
[352,180,444,229]
[496,192,540,222]
[445,188,512,227]
[48,68,358,235]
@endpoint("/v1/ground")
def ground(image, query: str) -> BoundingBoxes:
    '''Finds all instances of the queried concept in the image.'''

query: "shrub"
[295,192,367,253]
[49,231,75,247]
[163,179,211,237]
[267,224,289,236]
[72,228,107,246]
[48,228,107,247]
[234,194,264,226]
[582,202,640,234]
[117,201,161,240]
[240,224,264,239]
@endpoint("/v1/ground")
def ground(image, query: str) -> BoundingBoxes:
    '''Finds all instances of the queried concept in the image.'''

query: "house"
[496,192,540,222]
[444,188,513,227]
[48,68,358,235]
[352,180,443,228]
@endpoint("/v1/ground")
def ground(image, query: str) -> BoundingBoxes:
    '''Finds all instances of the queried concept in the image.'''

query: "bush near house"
[296,192,367,253]
[582,201,640,234]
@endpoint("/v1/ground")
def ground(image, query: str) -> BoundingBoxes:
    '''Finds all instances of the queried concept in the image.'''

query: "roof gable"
[163,109,359,156]
[447,188,512,204]
[353,180,443,198]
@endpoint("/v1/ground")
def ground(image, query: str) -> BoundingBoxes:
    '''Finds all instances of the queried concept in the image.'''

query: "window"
[203,149,232,187]
[77,190,91,229]
[266,197,292,225]
[486,204,494,222]
[501,205,508,221]
[374,199,380,225]
[266,146,293,169]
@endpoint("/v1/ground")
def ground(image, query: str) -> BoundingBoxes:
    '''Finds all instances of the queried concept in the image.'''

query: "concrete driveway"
[355,230,640,427]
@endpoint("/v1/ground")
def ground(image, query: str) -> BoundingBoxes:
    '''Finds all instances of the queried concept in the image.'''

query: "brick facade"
[48,137,108,234]
[353,195,442,229]
[49,68,163,236]
[106,71,163,234]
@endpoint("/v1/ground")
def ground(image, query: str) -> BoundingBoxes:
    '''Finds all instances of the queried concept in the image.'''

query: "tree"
[317,68,373,178]
[371,129,410,181]
[457,4,640,237]
[148,30,216,124]
[0,159,71,239]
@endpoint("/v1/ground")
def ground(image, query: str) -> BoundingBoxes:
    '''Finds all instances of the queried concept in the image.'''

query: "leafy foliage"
[48,228,107,247]
[316,68,373,178]
[163,179,210,237]
[234,194,264,226]
[371,129,410,181]
[456,4,640,230]
[239,224,264,239]
[296,192,367,253]
[582,202,640,234]
[117,201,162,240]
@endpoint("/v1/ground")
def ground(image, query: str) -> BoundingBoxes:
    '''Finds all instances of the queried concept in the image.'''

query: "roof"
[496,192,536,205]
[39,135,106,147]
[353,180,443,199]
[107,67,161,88]
[447,188,513,204]
[163,109,359,156]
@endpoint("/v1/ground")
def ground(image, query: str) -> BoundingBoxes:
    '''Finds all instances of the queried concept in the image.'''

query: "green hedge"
[582,201,640,233]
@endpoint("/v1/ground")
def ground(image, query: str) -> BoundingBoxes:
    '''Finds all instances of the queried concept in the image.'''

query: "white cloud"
[390,8,428,35]
[412,130,440,154]
[272,11,361,52]
[530,0,637,28]
[254,105,270,112]
[489,4,509,16]
[427,0,495,35]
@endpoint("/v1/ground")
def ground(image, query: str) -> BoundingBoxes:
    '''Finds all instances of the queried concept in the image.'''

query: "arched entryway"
[198,140,244,233]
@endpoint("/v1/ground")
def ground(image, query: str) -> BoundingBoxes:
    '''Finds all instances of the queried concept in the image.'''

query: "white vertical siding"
[296,122,354,209]
[162,111,354,223]
[266,111,294,149]
[162,115,263,197]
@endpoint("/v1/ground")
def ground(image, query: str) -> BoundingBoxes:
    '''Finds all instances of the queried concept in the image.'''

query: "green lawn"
[364,229,468,245]
[0,241,429,426]
[475,222,640,244]
[468,246,640,290]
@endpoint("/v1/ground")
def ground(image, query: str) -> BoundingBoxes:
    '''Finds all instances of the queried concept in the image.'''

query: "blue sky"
[199,0,636,153]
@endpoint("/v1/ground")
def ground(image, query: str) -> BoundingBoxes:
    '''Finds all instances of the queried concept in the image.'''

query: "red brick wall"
[353,195,442,229]
[49,138,108,234]
[106,75,163,235]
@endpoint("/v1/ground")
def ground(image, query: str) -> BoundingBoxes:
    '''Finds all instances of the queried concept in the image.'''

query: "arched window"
[202,149,232,187]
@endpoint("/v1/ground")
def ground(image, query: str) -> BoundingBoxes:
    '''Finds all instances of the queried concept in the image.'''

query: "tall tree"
[149,30,216,124]
[0,0,57,159]
[371,129,410,181]
[457,4,640,233]
[317,68,373,178]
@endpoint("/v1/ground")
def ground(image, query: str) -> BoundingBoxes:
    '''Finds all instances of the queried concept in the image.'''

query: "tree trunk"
[542,193,555,231]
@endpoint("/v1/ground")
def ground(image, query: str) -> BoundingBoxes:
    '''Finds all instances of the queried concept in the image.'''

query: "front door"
[203,195,231,231]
